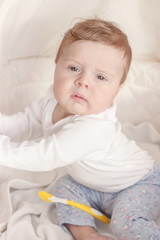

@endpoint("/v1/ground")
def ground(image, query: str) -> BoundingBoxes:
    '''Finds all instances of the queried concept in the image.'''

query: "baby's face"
[53,40,124,117]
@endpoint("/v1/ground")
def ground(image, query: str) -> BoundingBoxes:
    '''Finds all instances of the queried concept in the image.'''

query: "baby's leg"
[111,183,160,239]
[65,224,109,240]
[55,175,109,240]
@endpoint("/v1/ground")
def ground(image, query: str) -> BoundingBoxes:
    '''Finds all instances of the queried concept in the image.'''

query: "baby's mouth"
[71,94,87,103]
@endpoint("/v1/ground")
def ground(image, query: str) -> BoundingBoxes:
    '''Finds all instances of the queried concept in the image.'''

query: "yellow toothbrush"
[38,191,110,224]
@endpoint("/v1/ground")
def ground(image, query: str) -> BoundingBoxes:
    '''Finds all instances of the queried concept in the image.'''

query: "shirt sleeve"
[0,116,114,171]
[0,100,43,142]
[0,86,53,142]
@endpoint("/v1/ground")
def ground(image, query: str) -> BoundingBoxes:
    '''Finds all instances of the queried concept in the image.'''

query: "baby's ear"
[116,82,124,96]
[119,81,125,89]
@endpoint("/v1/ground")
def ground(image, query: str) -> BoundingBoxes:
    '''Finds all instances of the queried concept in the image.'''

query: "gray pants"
[55,164,160,240]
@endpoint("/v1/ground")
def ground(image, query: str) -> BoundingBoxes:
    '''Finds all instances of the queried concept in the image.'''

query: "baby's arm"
[0,99,43,142]
[0,116,113,171]
[0,102,42,142]
[0,85,54,142]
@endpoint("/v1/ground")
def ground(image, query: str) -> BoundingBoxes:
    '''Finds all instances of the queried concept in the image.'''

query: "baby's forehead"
[62,40,123,55]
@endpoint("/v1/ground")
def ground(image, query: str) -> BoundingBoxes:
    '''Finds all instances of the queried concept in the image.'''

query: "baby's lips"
[71,93,87,102]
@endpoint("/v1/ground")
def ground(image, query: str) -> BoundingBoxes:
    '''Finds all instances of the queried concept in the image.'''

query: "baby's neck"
[52,104,72,124]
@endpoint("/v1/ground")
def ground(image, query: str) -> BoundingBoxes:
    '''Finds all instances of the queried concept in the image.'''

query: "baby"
[0,18,160,240]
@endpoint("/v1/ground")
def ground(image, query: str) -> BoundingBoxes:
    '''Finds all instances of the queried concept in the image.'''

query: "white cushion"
[116,59,160,132]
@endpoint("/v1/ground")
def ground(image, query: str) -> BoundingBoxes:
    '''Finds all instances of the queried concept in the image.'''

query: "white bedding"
[0,0,160,239]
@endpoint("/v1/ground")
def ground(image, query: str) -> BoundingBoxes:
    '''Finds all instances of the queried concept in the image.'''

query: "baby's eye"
[97,75,107,81]
[69,66,80,72]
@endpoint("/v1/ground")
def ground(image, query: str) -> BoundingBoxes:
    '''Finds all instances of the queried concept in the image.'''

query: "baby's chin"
[68,104,107,116]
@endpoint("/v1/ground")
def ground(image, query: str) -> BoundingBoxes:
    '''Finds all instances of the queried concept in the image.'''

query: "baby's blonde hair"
[55,18,132,83]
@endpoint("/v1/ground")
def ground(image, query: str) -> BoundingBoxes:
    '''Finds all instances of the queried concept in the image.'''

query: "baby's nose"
[75,77,89,88]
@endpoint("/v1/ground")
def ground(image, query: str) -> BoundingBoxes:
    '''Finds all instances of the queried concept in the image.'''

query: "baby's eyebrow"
[62,57,82,65]
[96,68,115,78]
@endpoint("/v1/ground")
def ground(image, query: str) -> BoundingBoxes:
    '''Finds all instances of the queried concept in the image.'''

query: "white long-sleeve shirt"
[0,85,154,192]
